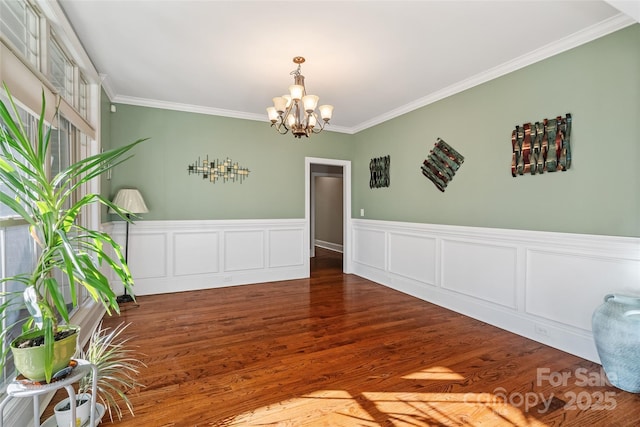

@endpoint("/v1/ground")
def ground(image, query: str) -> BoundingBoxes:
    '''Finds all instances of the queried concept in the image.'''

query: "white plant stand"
[0,359,98,427]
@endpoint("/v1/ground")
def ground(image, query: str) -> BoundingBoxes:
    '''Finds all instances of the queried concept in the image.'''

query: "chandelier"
[266,56,333,138]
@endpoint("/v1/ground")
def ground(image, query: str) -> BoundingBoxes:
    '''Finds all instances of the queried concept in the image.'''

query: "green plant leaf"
[43,317,54,383]
[79,322,145,422]
[1,85,148,384]
[44,277,69,324]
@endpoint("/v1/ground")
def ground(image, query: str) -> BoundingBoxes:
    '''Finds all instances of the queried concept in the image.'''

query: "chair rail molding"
[102,219,307,296]
[350,218,640,363]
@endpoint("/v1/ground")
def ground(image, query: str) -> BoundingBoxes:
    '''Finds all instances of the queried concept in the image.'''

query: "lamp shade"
[319,104,334,121]
[110,188,148,214]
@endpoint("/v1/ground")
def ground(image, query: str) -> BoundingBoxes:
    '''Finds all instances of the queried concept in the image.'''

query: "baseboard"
[351,219,640,363]
[315,239,344,253]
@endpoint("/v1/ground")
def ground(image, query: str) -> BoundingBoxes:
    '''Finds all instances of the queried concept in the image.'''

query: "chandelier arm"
[280,104,296,131]
[271,121,289,135]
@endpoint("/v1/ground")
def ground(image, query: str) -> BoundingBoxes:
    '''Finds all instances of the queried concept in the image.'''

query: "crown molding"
[105,13,633,136]
[604,0,640,23]
[112,94,265,122]
[349,13,636,134]
[99,74,115,101]
[111,94,353,134]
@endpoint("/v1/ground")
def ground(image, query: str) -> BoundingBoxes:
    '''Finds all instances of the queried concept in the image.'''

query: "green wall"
[108,105,353,220]
[352,24,640,237]
[106,25,639,237]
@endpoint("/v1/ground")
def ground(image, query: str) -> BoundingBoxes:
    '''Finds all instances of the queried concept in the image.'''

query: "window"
[0,0,39,69]
[0,100,37,220]
[49,38,74,104]
[1,1,92,125]
[0,0,99,398]
[0,225,37,382]
[0,98,89,386]
[0,97,40,384]
[78,76,89,119]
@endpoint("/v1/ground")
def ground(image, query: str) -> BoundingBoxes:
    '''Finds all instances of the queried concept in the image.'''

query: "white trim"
[99,14,633,135]
[99,74,115,101]
[315,240,344,254]
[350,13,635,133]
[103,219,310,296]
[305,158,352,274]
[111,94,354,134]
[34,0,99,82]
[605,0,640,22]
[351,219,640,363]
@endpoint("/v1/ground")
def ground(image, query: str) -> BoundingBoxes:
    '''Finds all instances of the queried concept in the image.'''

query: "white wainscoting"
[103,219,308,296]
[351,219,640,363]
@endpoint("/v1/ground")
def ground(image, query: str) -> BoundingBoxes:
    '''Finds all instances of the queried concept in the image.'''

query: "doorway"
[305,157,352,275]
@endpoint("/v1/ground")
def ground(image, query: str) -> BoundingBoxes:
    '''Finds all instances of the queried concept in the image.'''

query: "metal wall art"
[421,138,464,192]
[369,155,390,188]
[511,114,571,176]
[187,156,250,183]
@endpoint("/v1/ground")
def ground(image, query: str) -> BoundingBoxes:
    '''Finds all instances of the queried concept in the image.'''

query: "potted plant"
[53,321,144,425]
[0,84,147,383]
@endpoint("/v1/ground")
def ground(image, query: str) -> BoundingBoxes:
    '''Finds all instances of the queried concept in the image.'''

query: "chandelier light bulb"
[289,84,304,101]
[273,97,287,113]
[302,95,319,113]
[319,104,334,121]
[266,106,279,122]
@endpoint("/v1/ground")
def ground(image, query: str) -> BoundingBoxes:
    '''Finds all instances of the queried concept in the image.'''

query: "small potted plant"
[0,85,147,383]
[53,322,145,425]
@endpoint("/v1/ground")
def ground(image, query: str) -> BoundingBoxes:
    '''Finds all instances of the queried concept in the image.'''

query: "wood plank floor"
[45,248,639,426]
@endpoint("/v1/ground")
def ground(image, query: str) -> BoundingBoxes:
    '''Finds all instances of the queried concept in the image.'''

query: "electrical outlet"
[360,208,365,217]
[534,324,549,337]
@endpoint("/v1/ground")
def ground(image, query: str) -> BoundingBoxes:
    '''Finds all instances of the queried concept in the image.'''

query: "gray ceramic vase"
[592,294,640,393]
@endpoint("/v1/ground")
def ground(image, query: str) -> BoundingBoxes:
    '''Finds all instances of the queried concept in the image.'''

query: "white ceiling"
[58,1,638,134]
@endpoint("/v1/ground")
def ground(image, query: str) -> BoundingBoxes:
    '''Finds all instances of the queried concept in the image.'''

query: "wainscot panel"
[173,231,219,276]
[353,227,386,270]
[388,232,436,285]
[129,232,167,280]
[269,228,305,268]
[103,219,308,296]
[225,230,265,271]
[441,239,517,309]
[525,249,640,331]
[351,219,640,363]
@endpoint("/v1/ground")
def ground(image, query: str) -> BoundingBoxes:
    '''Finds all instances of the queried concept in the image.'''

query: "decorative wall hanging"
[187,156,250,183]
[511,113,571,176]
[421,138,464,192]
[369,155,390,188]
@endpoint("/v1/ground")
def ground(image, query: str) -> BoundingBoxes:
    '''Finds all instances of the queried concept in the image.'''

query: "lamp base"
[117,294,136,304]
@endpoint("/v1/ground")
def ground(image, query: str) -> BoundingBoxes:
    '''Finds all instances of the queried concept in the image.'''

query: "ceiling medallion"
[266,56,333,139]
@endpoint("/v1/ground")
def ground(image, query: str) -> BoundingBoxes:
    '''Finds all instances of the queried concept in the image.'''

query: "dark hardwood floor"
[45,247,639,426]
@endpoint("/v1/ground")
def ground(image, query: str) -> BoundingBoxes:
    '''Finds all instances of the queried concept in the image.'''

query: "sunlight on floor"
[223,366,550,426]
[401,366,465,381]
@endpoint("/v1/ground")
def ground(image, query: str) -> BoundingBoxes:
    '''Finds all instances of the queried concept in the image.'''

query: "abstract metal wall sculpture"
[187,156,250,183]
[421,138,464,192]
[511,114,571,176]
[370,155,390,188]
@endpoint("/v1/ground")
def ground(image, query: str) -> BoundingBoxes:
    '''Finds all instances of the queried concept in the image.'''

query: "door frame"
[305,157,352,274]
